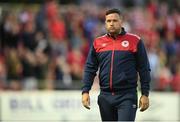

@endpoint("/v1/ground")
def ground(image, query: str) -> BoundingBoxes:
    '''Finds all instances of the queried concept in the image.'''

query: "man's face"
[105,13,123,35]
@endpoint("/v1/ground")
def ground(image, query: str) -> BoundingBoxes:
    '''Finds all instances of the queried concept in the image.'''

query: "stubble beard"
[108,29,120,37]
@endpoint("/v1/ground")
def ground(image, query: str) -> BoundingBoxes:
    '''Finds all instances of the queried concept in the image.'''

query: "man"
[81,8,151,121]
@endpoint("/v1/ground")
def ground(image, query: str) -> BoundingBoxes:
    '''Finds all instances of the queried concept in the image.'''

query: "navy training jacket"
[82,28,151,96]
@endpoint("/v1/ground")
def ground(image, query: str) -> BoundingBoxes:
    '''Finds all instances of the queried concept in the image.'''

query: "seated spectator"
[5,49,22,90]
[34,31,51,89]
[171,63,180,92]
[0,55,6,90]
[67,48,85,81]
[156,64,172,91]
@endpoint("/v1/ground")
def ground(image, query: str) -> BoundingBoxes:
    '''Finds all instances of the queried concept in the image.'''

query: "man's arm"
[82,44,99,109]
[136,40,151,111]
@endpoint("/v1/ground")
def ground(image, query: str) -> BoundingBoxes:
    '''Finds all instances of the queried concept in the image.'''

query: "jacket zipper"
[110,40,115,95]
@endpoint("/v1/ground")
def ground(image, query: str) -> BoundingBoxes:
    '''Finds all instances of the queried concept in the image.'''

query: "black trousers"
[98,91,137,122]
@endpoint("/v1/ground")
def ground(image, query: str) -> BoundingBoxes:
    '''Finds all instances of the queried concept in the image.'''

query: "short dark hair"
[105,8,122,16]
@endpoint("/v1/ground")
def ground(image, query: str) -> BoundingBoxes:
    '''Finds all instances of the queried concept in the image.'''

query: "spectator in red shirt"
[171,63,180,92]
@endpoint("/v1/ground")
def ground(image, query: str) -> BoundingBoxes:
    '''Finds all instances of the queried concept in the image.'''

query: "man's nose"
[110,22,114,26]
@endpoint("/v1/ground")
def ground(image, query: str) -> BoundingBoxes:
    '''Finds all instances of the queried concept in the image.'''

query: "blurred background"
[0,0,179,121]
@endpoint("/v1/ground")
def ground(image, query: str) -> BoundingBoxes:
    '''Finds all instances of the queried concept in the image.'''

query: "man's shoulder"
[93,34,107,44]
[95,34,108,40]
[125,32,141,40]
[92,34,108,48]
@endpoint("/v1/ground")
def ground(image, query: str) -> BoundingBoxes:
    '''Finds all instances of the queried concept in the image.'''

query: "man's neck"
[108,28,122,39]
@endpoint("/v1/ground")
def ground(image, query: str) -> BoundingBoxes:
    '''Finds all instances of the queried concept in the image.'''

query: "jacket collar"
[107,27,126,39]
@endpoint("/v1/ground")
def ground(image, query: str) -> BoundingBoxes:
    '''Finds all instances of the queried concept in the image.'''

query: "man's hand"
[82,92,90,109]
[139,95,149,112]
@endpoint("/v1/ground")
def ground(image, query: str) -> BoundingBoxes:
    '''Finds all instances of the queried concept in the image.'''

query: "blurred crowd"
[0,0,180,92]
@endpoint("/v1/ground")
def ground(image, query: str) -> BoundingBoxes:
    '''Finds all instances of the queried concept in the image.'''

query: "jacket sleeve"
[136,40,151,97]
[82,44,99,94]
